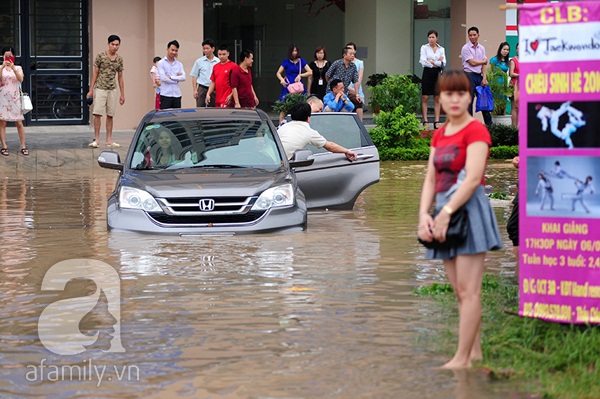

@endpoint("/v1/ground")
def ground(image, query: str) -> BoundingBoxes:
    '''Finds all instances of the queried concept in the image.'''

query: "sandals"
[0,148,29,156]
[422,122,429,130]
[434,121,441,129]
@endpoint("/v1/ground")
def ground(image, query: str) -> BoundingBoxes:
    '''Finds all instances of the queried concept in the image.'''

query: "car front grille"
[149,196,263,225]
[148,211,266,225]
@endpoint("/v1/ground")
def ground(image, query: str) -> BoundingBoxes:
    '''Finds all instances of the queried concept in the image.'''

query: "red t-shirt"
[431,120,491,193]
[210,60,234,107]
[230,64,255,108]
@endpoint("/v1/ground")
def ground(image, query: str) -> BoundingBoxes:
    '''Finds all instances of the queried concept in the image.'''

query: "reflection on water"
[0,162,529,398]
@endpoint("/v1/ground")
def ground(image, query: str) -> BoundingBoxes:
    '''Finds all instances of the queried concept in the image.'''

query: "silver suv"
[98,108,378,234]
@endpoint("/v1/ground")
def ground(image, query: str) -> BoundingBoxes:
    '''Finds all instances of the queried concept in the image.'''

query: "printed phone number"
[523,303,600,323]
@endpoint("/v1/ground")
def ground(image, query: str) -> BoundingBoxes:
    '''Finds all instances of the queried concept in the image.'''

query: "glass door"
[0,0,89,125]
[204,0,344,112]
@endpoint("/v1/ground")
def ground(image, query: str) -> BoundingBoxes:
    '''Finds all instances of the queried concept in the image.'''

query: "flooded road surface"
[0,161,526,399]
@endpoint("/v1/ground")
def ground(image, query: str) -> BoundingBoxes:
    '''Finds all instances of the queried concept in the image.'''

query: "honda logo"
[198,199,215,212]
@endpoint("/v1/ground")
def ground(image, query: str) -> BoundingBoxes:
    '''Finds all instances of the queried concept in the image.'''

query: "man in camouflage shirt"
[86,34,125,148]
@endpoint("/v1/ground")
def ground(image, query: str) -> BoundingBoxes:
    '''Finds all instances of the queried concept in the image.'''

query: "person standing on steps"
[419,30,445,130]
[231,50,259,109]
[87,34,125,148]
[461,27,492,126]
[190,38,218,107]
[158,40,186,110]
[206,45,234,108]
[307,46,329,100]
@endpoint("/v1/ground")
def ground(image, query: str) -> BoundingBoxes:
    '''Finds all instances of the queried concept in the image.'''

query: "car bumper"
[106,199,307,235]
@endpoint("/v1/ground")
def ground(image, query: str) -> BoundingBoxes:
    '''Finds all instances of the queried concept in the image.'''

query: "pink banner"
[519,1,600,324]
[519,1,600,25]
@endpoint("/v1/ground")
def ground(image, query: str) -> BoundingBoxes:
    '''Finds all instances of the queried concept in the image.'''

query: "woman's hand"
[418,213,435,243]
[280,79,287,87]
[294,75,301,83]
[433,210,451,243]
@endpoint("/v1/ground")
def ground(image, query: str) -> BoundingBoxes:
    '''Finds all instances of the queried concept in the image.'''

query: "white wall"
[346,0,412,103]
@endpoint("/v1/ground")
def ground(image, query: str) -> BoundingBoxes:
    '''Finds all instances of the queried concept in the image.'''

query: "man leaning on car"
[277,103,357,161]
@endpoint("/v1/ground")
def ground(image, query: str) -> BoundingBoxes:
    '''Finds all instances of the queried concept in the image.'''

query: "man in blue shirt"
[323,79,354,112]
[190,38,218,107]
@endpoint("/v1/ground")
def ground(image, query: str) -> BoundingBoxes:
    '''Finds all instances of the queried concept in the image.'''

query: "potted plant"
[365,72,388,89]
[272,93,308,122]
[368,74,420,115]
[486,64,513,125]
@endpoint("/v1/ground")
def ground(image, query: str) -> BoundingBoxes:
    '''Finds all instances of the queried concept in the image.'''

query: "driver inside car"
[132,127,197,168]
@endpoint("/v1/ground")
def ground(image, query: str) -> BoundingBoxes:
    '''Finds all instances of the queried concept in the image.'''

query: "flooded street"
[0,161,525,399]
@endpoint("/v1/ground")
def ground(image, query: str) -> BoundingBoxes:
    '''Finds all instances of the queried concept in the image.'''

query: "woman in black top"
[307,46,330,100]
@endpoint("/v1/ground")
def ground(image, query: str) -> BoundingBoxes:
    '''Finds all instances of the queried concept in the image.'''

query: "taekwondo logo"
[524,32,600,56]
[38,259,125,355]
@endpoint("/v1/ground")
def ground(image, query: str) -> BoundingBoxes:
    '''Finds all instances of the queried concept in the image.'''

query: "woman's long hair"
[287,44,300,60]
[495,42,510,63]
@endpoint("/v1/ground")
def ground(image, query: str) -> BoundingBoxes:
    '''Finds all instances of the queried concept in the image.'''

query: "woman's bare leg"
[442,253,486,369]
[15,120,27,149]
[433,95,441,125]
[0,121,7,149]
[421,95,429,128]
[511,89,519,127]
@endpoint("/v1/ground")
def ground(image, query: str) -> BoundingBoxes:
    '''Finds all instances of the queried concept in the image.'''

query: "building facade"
[1,0,520,129]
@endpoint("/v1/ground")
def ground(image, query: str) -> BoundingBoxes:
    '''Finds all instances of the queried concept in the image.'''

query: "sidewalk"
[0,111,376,174]
[0,125,133,174]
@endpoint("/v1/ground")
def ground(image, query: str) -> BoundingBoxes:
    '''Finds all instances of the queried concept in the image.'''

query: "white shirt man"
[277,102,357,161]
[158,40,186,109]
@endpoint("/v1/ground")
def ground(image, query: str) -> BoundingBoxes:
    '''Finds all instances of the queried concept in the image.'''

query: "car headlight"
[251,184,294,211]
[119,187,162,212]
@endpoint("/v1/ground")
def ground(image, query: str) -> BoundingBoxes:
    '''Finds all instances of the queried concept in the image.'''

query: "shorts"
[348,91,363,109]
[92,88,117,117]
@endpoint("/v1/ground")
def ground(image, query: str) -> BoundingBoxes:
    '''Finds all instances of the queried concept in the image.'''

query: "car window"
[306,114,364,154]
[130,119,283,169]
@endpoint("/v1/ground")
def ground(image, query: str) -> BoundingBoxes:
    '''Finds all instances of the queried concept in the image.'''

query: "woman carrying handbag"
[0,46,29,156]
[417,70,502,369]
[276,44,311,98]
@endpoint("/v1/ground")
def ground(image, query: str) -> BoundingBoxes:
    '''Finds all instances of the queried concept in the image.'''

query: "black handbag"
[418,207,469,250]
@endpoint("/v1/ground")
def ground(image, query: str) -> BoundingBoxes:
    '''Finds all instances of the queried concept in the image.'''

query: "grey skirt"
[426,185,503,260]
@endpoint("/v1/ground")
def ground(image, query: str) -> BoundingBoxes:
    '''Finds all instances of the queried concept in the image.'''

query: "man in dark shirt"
[325,48,358,94]
[231,49,259,109]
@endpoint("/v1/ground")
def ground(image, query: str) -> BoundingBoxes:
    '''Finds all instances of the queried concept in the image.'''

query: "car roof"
[145,108,268,123]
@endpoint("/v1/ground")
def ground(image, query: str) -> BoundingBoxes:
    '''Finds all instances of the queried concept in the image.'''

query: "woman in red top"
[418,70,502,369]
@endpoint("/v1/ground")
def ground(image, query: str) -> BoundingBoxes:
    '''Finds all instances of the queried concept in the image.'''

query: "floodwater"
[0,161,528,399]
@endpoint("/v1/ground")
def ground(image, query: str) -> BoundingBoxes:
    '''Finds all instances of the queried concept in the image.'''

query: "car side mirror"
[289,149,315,168]
[98,150,123,171]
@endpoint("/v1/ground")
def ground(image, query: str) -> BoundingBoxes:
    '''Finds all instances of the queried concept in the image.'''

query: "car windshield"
[130,119,283,170]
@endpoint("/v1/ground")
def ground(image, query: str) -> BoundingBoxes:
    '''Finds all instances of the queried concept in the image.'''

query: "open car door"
[292,113,380,210]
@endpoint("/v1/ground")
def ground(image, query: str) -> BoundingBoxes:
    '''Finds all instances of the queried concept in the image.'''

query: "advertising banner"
[519,1,600,324]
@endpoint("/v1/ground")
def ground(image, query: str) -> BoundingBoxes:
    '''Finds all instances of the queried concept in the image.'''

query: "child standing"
[150,56,161,109]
